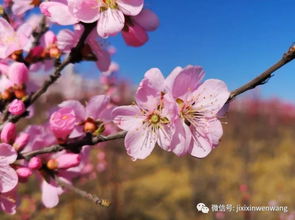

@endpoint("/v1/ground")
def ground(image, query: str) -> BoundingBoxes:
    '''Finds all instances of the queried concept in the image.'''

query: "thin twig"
[55,177,111,208]
[228,44,295,101]
[19,131,127,160]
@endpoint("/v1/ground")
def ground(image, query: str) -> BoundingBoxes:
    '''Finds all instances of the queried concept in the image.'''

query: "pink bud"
[30,46,44,57]
[56,153,81,169]
[8,99,26,116]
[28,157,42,170]
[49,107,77,142]
[133,9,160,31]
[13,132,29,151]
[16,167,32,182]
[8,62,29,86]
[122,23,148,47]
[1,122,16,144]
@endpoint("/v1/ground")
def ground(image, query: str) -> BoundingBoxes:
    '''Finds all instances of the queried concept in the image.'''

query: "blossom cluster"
[113,66,230,160]
[0,0,231,216]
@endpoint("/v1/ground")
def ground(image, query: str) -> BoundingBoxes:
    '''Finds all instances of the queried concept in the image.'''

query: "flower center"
[62,115,69,120]
[101,0,117,9]
[150,114,160,124]
[176,98,200,127]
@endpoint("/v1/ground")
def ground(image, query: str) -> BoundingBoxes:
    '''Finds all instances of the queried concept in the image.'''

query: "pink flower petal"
[117,0,144,16]
[0,143,17,165]
[12,0,34,16]
[191,79,230,117]
[96,8,125,38]
[164,66,182,92]
[156,124,174,151]
[40,2,78,25]
[172,66,204,99]
[57,29,76,52]
[134,9,159,31]
[41,180,60,208]
[59,100,86,122]
[135,68,164,110]
[68,0,100,23]
[125,126,157,160]
[86,95,110,120]
[122,23,148,47]
[189,132,212,158]
[112,105,144,131]
[170,119,192,156]
[0,166,18,193]
[0,189,17,215]
[207,119,223,147]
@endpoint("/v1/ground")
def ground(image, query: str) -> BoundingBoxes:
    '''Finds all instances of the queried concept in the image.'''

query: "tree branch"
[18,131,127,160]
[228,44,295,101]
[55,177,111,208]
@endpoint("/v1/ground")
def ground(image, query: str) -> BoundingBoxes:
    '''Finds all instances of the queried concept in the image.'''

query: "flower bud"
[8,99,26,116]
[1,122,16,144]
[28,157,42,170]
[14,88,26,99]
[133,9,159,31]
[46,159,58,170]
[56,153,81,169]
[13,132,29,151]
[8,62,29,86]
[2,89,13,100]
[16,167,32,182]
[122,23,148,47]
[49,107,77,142]
[49,47,61,59]
[84,121,97,133]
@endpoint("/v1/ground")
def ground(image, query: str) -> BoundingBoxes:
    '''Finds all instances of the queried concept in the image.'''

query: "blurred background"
[2,0,295,219]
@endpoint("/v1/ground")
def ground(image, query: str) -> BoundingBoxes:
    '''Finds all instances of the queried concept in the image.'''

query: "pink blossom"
[122,23,148,47]
[8,99,26,116]
[41,179,63,208]
[0,143,18,193]
[58,95,113,137]
[8,62,29,86]
[40,149,89,208]
[113,68,177,160]
[24,125,56,153]
[16,167,32,182]
[0,188,17,215]
[57,26,110,71]
[13,132,29,152]
[0,18,31,59]
[1,123,16,144]
[49,107,77,142]
[87,30,111,71]
[28,157,42,170]
[42,0,143,37]
[55,153,81,169]
[166,66,230,158]
[122,9,159,47]
[40,1,78,25]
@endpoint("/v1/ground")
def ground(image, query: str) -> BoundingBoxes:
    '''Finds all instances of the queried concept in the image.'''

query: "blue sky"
[3,0,295,101]
[78,0,295,102]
